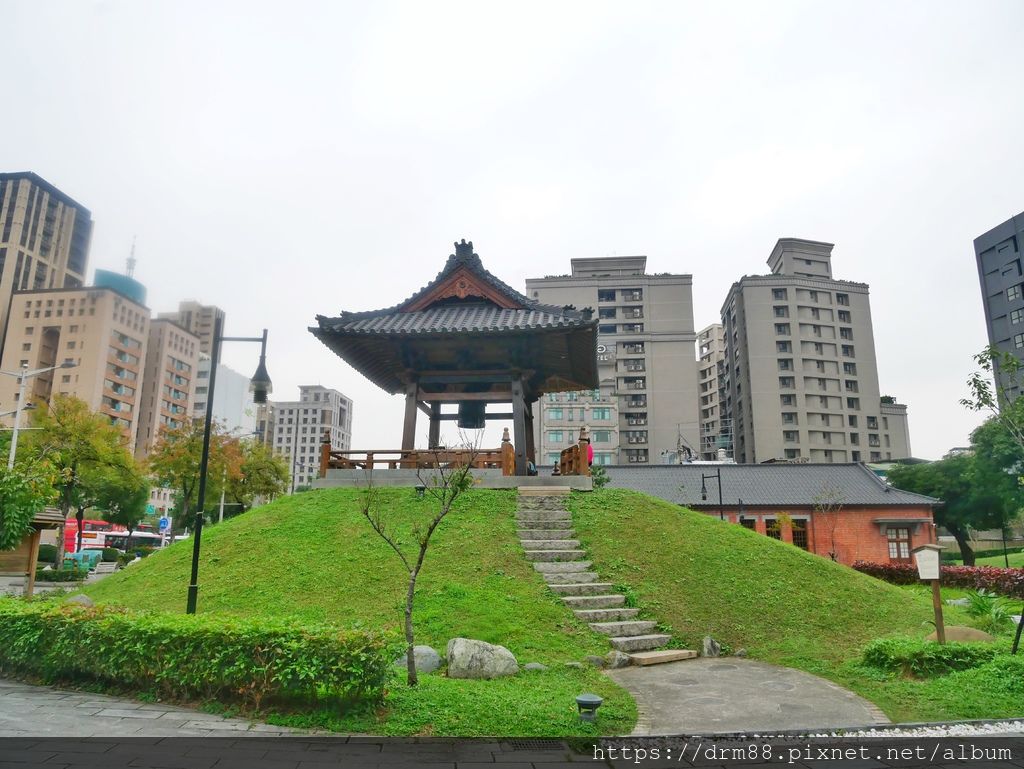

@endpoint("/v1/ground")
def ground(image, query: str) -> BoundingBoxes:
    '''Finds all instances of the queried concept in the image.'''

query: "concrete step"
[517,488,571,496]
[561,594,625,610]
[572,607,640,622]
[533,561,592,573]
[629,649,699,666]
[608,634,672,652]
[543,571,599,584]
[517,529,574,540]
[521,539,580,550]
[548,582,615,596]
[588,620,659,637]
[525,549,587,562]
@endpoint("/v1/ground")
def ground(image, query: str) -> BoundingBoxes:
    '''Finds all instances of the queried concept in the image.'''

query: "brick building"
[605,463,937,566]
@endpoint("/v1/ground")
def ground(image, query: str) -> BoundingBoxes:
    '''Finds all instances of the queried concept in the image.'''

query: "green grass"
[566,489,1024,723]
[946,551,1024,568]
[82,487,626,735]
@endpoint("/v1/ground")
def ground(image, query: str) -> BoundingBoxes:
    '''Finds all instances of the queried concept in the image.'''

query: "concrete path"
[0,678,300,736]
[606,657,890,735]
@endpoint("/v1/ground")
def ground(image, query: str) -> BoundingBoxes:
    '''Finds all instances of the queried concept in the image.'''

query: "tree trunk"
[76,507,85,553]
[404,568,419,687]
[55,498,71,568]
[126,526,134,551]
[950,526,975,566]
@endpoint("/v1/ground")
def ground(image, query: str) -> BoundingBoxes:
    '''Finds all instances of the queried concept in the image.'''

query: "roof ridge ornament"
[453,239,476,260]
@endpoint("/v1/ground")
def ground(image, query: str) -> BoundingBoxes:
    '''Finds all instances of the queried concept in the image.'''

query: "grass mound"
[86,487,606,662]
[567,489,1011,722]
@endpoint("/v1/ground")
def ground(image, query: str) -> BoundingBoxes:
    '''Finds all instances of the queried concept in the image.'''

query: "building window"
[547,431,564,443]
[592,430,611,443]
[775,323,791,335]
[598,289,616,302]
[843,362,857,375]
[776,341,792,353]
[778,359,793,371]
[836,293,849,306]
[740,517,757,530]
[598,307,616,319]
[599,324,616,335]
[772,288,787,300]
[782,412,797,424]
[1009,285,1022,302]
[1013,309,1024,325]
[838,310,851,323]
[887,527,911,562]
[867,416,878,429]
[774,306,789,318]
[548,408,563,419]
[842,344,855,357]
[840,327,854,340]
[1015,334,1024,349]
[592,407,612,420]
[783,430,799,442]
[780,394,795,406]
[847,397,860,409]
[845,380,859,393]
[779,376,795,389]
[766,520,782,540]
[848,415,858,427]
[791,520,809,550]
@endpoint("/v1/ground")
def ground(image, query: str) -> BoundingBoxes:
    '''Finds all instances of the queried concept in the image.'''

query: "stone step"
[629,649,699,666]
[572,607,640,622]
[525,549,587,562]
[588,620,658,637]
[533,561,592,574]
[608,634,672,652]
[517,488,571,496]
[561,594,625,610]
[543,571,599,584]
[548,582,615,596]
[516,518,573,528]
[521,539,580,550]
[517,529,574,540]
[516,511,572,522]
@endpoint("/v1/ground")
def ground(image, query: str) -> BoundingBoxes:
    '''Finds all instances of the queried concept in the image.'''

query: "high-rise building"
[270,385,353,489]
[0,285,150,451]
[197,362,257,436]
[134,318,200,459]
[0,173,92,351]
[158,300,224,356]
[719,238,911,463]
[974,211,1024,399]
[526,256,700,464]
[696,323,729,460]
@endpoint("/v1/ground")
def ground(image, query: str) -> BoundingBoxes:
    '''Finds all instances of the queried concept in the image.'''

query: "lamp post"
[700,468,724,521]
[1,361,76,469]
[186,321,271,615]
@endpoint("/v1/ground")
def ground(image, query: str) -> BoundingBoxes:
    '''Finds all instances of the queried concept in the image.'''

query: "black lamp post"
[700,468,724,521]
[186,320,272,614]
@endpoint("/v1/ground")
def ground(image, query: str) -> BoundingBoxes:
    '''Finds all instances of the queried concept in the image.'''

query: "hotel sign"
[597,342,616,364]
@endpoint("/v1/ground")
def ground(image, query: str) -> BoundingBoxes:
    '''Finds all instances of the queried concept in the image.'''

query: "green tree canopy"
[226,440,290,512]
[0,464,56,551]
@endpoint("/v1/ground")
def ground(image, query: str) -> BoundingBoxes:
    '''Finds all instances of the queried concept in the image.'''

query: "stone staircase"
[516,488,697,666]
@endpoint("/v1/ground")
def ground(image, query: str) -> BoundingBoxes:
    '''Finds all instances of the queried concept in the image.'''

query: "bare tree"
[359,433,479,686]
[813,483,845,562]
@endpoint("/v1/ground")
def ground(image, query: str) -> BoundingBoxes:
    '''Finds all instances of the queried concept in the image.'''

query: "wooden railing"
[557,427,592,477]
[320,429,516,476]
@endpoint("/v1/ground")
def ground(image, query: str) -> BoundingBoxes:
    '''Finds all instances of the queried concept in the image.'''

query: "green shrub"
[133,546,156,558]
[36,544,59,564]
[862,637,1000,677]
[100,547,120,563]
[963,589,1015,634]
[35,565,89,583]
[0,599,398,711]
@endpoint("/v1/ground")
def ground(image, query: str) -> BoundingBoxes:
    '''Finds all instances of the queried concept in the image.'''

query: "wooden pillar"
[577,425,591,477]
[428,403,441,449]
[511,376,528,476]
[24,528,41,599]
[319,430,331,478]
[524,399,536,464]
[402,383,418,451]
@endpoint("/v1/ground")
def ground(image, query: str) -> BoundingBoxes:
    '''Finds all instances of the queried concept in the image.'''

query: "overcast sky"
[4,1,1022,460]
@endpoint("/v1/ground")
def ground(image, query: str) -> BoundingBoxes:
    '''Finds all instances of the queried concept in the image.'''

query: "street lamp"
[187,321,271,615]
[1,361,76,469]
[700,467,724,521]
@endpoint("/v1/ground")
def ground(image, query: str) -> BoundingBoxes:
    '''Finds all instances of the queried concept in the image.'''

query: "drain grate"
[506,739,567,751]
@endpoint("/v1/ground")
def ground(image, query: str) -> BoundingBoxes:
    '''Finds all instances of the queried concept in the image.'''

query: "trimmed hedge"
[35,565,89,582]
[862,637,1001,677]
[853,560,1024,598]
[37,544,59,564]
[0,600,398,711]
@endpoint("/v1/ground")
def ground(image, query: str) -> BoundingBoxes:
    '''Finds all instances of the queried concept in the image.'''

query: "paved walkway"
[606,657,890,735]
[0,678,299,736]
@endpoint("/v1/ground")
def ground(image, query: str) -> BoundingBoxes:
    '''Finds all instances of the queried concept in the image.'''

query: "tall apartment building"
[270,385,353,489]
[719,238,910,464]
[697,323,730,460]
[526,256,700,464]
[158,300,224,356]
[134,318,200,459]
[0,173,92,349]
[974,210,1024,400]
[0,286,150,451]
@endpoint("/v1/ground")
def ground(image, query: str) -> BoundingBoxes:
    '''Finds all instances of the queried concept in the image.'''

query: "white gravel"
[811,720,1024,737]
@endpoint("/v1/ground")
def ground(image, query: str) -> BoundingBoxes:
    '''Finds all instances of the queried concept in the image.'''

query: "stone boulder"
[394,645,442,674]
[702,635,721,658]
[446,638,519,679]
[925,626,997,643]
[605,651,632,669]
[523,662,548,672]
[64,594,94,608]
